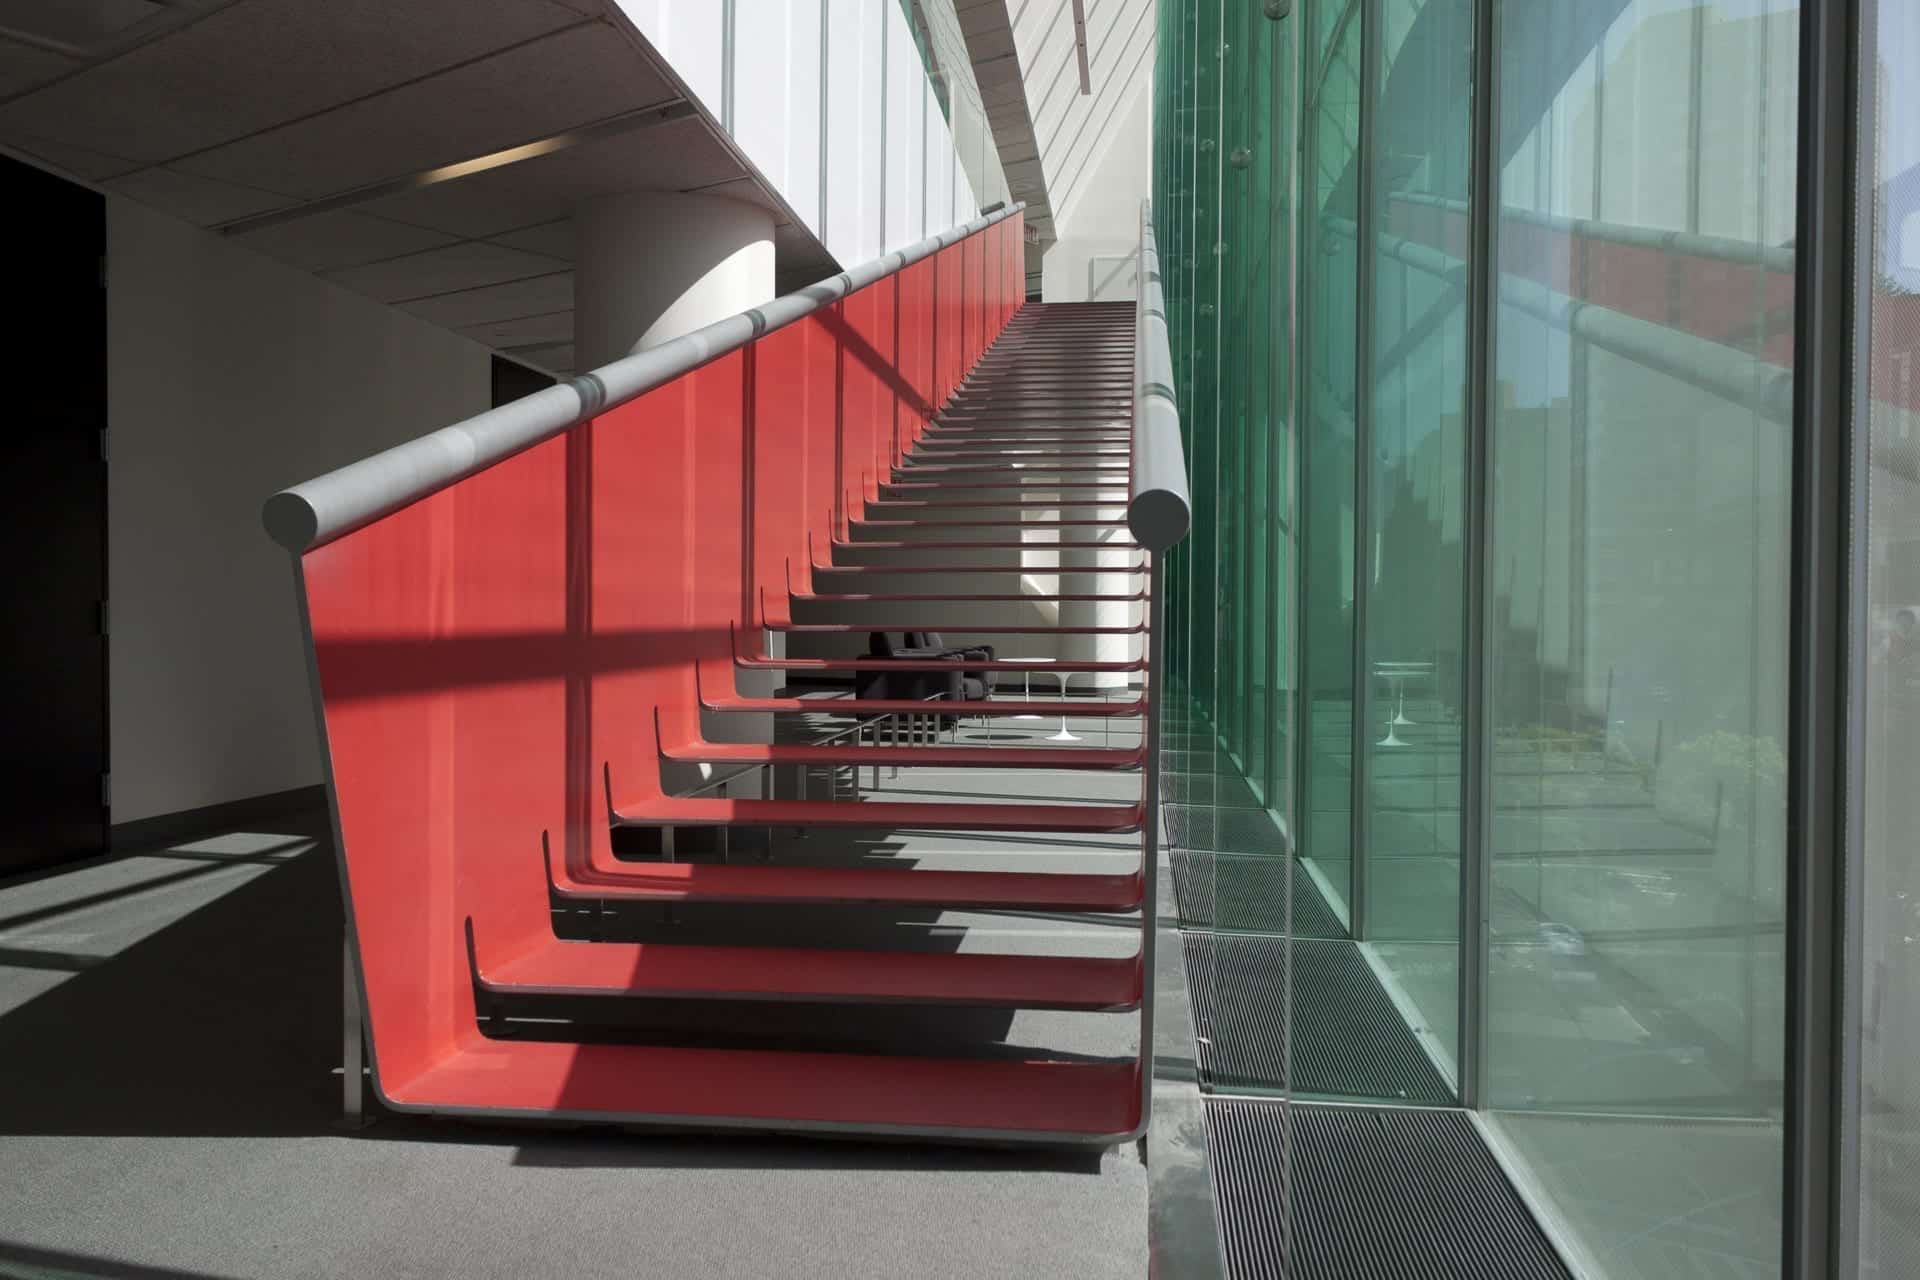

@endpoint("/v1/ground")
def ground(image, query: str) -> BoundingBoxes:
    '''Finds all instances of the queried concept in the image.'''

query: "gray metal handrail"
[1129,197,1189,1139]
[263,204,1026,553]
[1129,201,1191,553]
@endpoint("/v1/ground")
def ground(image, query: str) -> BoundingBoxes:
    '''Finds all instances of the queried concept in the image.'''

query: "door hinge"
[101,772,111,809]
[99,428,110,464]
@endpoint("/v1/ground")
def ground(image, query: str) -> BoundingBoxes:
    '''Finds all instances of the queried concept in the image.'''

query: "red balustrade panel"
[303,426,571,1095]
[296,217,1023,1112]
[897,256,936,456]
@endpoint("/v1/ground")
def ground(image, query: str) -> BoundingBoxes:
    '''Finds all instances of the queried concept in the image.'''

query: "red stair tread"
[896,465,1130,474]
[704,693,1145,716]
[660,737,1144,769]
[391,1042,1142,1140]
[881,482,1127,491]
[920,436,1129,444]
[733,653,1147,672]
[766,623,1143,636]
[612,794,1143,833]
[550,857,1145,911]
[906,454,1128,466]
[793,590,1145,602]
[808,563,1144,574]
[477,935,1142,1010]
[853,518,1129,528]
[867,499,1131,509]
[835,540,1141,551]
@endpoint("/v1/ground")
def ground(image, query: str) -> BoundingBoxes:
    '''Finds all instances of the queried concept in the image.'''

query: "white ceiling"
[0,0,837,377]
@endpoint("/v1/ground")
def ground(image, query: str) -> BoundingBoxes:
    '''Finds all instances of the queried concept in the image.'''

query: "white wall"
[1039,75,1151,301]
[825,0,886,263]
[1020,0,1154,303]
[107,198,493,823]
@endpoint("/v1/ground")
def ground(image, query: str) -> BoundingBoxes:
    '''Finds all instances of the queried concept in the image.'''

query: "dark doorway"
[491,354,556,408]
[0,155,108,877]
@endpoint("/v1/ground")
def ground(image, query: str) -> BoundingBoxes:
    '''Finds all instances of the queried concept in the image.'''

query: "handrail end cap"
[264,491,320,553]
[1128,491,1191,555]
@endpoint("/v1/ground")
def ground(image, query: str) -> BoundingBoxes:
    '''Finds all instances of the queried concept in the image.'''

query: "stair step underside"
[546,846,1146,912]
[470,929,1143,1011]
[658,736,1144,770]
[610,795,1144,834]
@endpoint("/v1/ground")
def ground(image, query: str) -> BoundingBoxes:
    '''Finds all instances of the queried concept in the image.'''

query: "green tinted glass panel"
[1483,2,1793,1274]
[1358,0,1474,1084]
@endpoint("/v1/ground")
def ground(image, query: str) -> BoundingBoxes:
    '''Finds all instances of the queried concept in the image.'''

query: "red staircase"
[268,206,1180,1144]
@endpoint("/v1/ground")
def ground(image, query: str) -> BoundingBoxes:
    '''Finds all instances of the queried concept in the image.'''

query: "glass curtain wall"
[1356,0,1474,1079]
[1854,3,1920,1275]
[1153,0,1299,1092]
[1298,0,1363,931]
[1483,4,1795,1275]
[1153,0,1826,1275]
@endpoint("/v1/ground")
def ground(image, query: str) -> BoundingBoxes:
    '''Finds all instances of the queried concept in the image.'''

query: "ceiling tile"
[0,37,73,98]
[229,209,459,271]
[509,341,572,371]
[326,239,567,303]
[689,173,771,206]
[352,115,739,239]
[458,309,573,348]
[398,270,573,328]
[487,218,572,259]
[174,23,674,199]
[104,165,291,224]
[974,57,1025,92]
[4,129,142,180]
[0,0,589,164]
[967,28,1017,61]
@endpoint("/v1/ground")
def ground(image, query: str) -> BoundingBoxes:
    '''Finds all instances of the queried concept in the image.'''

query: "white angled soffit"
[0,0,836,378]
[950,0,1154,292]
[1010,0,1153,234]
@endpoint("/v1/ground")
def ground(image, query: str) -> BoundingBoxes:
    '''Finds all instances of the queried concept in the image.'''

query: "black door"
[0,155,107,877]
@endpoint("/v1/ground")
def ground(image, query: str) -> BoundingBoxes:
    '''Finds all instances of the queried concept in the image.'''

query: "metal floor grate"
[1169,852,1347,937]
[1183,933,1452,1103]
[1207,1099,1574,1280]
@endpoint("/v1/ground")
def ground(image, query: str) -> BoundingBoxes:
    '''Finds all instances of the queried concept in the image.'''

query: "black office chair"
[858,632,979,723]
[905,631,995,698]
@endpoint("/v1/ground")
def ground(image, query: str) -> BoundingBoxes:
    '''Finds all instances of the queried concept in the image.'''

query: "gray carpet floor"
[0,734,1148,1280]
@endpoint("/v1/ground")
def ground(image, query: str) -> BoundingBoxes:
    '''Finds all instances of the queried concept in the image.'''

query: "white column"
[1059,522,1138,690]
[574,191,779,801]
[573,191,776,366]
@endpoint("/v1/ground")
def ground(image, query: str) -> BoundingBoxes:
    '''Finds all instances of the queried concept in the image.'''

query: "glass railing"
[898,0,1012,214]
